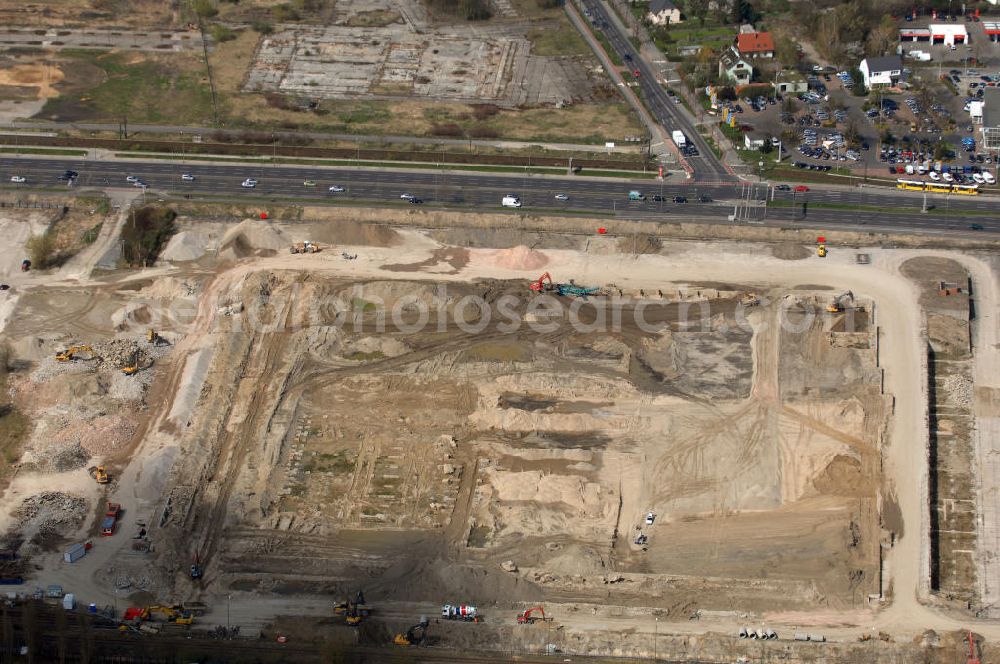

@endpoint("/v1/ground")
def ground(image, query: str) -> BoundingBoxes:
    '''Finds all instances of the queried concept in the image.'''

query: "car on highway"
[133,181,148,188]
[775,184,791,191]
[969,224,984,231]
[794,185,810,192]
[400,193,414,200]
[408,198,423,205]
[303,180,316,187]
[651,194,665,202]
[181,173,195,181]
[671,196,687,203]
[554,193,569,201]
[329,185,346,192]
[126,175,139,183]
[241,178,257,188]
[696,196,712,203]
[9,176,25,183]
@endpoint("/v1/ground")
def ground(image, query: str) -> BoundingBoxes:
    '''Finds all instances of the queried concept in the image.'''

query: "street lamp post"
[227,594,232,630]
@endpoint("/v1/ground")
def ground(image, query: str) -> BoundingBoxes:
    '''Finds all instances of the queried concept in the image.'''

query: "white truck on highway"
[671,130,687,148]
[501,195,522,208]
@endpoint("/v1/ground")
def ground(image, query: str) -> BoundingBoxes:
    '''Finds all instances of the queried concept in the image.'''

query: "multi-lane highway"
[577,0,734,183]
[1,157,997,236]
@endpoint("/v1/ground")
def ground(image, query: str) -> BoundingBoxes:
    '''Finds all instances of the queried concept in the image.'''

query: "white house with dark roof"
[647,0,682,25]
[859,55,903,89]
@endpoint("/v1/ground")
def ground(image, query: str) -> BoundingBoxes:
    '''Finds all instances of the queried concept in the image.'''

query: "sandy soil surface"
[0,209,997,661]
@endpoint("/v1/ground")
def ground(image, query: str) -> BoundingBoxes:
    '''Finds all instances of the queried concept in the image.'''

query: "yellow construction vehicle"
[88,466,110,484]
[344,591,370,626]
[817,244,827,258]
[55,345,95,362]
[122,350,140,376]
[146,329,160,345]
[826,290,854,313]
[146,605,194,625]
[394,617,429,646]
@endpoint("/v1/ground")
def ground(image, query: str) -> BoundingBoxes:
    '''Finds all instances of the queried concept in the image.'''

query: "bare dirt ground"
[0,204,997,662]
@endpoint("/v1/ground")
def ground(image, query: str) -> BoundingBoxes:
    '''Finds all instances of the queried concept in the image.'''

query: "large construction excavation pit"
[0,208,989,662]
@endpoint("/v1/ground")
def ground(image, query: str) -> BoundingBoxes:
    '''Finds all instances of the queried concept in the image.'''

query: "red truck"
[101,503,121,536]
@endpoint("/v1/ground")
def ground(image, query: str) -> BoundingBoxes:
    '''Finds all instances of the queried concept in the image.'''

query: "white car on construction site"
[645,511,655,525]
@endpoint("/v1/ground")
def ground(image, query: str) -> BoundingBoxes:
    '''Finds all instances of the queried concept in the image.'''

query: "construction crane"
[529,272,553,293]
[516,606,547,624]
[393,616,429,646]
[826,290,854,313]
[55,345,95,362]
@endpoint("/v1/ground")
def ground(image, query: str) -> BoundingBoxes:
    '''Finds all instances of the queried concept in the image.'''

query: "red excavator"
[967,631,980,664]
[529,273,553,293]
[516,606,546,624]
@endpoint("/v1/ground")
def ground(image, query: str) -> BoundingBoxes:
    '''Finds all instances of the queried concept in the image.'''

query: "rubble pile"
[95,339,145,369]
[13,492,87,536]
[50,413,137,456]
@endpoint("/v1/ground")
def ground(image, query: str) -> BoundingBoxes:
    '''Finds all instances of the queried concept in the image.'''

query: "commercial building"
[898,23,968,46]
[982,88,1000,151]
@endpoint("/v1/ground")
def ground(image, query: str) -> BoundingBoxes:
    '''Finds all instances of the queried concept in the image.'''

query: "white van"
[502,195,522,208]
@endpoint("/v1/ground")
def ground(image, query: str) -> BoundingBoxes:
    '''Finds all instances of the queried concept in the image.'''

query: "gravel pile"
[943,373,973,409]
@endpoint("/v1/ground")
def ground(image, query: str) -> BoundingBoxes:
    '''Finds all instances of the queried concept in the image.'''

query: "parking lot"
[727,63,1000,188]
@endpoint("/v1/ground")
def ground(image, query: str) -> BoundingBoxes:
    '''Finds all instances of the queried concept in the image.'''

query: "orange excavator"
[516,606,547,624]
[529,273,553,293]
